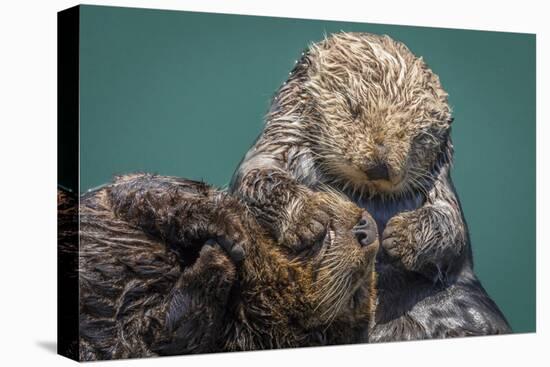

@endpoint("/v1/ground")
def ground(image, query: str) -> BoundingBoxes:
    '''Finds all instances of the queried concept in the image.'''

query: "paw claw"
[203,235,247,263]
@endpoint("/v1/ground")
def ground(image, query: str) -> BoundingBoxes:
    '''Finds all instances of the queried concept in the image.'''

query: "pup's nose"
[365,162,389,181]
[352,211,378,247]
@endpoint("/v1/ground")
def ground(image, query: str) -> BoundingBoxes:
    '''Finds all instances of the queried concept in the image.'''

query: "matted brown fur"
[65,174,378,360]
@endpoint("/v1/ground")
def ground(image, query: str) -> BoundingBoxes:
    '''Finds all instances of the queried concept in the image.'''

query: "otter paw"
[282,193,332,251]
[182,243,237,292]
[381,213,419,270]
[208,210,249,263]
[204,237,245,263]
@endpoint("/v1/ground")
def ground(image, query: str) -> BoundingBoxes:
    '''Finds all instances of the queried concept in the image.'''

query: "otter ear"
[292,48,312,72]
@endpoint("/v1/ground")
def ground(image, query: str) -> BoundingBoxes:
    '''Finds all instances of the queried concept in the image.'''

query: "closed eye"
[292,225,332,259]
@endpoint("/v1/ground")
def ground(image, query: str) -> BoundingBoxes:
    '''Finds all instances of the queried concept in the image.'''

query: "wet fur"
[230,32,511,341]
[60,174,378,360]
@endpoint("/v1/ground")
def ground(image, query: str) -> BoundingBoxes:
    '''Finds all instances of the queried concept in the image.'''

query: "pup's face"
[298,33,452,196]
[302,194,379,327]
[240,193,378,328]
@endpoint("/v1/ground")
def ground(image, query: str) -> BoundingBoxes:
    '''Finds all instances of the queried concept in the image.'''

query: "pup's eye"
[287,226,329,255]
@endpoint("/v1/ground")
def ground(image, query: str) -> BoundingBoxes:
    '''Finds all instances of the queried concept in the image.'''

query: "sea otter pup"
[230,32,510,340]
[63,174,378,360]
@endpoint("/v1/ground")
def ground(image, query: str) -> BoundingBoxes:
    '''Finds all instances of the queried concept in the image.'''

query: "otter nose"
[365,162,389,181]
[352,212,377,247]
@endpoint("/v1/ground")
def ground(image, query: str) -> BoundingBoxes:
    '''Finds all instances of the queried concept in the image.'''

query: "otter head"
[235,192,378,340]
[300,193,379,328]
[278,32,453,197]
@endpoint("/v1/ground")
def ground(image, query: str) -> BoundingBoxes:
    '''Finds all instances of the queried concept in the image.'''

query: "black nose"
[365,162,389,181]
[352,212,378,247]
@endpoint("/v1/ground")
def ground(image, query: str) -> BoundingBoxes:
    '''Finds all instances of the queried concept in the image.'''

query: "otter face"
[238,193,378,330]
[305,194,379,326]
[296,33,453,196]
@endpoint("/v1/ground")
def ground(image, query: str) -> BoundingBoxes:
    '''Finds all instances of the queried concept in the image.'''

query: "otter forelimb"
[232,165,331,248]
[107,173,248,261]
[381,164,467,278]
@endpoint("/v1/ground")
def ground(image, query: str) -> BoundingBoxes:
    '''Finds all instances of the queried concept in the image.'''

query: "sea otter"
[230,32,511,340]
[60,173,378,360]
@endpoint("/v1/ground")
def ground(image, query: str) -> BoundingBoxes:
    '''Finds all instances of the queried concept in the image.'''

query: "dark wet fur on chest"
[344,187,511,341]
[370,266,511,341]
[357,193,424,234]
